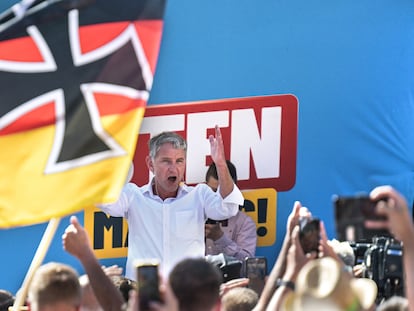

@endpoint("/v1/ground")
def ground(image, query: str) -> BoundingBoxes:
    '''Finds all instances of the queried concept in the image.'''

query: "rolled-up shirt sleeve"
[221,184,245,205]
[204,184,244,220]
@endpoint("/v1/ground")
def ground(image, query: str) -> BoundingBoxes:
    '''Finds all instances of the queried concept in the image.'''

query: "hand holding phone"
[333,195,391,242]
[244,257,267,296]
[136,260,161,311]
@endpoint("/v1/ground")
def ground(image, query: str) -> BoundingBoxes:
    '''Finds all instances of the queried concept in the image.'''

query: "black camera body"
[205,218,228,226]
[362,236,404,303]
[350,242,371,265]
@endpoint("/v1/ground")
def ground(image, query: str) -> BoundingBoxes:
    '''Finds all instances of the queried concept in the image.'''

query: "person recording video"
[365,185,414,308]
[204,160,257,261]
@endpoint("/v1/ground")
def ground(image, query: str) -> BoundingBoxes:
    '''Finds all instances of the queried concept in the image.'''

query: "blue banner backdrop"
[1,0,413,295]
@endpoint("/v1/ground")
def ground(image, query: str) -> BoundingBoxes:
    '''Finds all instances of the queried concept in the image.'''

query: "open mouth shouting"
[168,176,178,183]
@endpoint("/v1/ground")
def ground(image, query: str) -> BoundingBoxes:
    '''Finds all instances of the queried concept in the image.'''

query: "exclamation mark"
[257,198,268,237]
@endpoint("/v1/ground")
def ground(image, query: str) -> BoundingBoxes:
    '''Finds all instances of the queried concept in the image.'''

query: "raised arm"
[62,216,125,311]
[253,201,303,310]
[266,225,314,310]
[209,125,234,198]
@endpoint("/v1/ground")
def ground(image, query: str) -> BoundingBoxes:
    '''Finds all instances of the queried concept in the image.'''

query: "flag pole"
[11,217,61,311]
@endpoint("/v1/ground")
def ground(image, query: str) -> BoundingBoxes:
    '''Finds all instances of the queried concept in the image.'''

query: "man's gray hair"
[148,132,187,159]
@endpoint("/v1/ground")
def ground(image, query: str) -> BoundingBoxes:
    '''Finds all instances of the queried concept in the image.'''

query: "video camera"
[352,236,404,303]
[334,194,405,303]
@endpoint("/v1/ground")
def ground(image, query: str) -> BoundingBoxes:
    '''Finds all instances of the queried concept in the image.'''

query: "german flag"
[0,0,166,227]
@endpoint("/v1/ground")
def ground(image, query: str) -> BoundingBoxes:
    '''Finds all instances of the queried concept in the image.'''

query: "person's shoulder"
[122,182,149,197]
[176,182,196,195]
[125,182,140,188]
[183,182,207,191]
[195,182,209,189]
[179,183,218,197]
[236,210,256,224]
[124,182,142,191]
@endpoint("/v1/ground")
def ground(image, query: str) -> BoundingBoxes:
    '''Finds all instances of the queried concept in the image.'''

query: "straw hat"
[281,257,377,311]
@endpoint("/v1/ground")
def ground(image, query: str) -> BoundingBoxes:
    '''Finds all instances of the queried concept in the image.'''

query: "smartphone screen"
[299,218,320,254]
[136,261,161,310]
[245,257,267,296]
[333,195,391,242]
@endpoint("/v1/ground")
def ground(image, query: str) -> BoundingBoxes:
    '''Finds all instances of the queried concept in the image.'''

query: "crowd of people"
[2,128,414,311]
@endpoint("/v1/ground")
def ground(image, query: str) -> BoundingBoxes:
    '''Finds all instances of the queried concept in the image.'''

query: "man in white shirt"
[99,125,244,280]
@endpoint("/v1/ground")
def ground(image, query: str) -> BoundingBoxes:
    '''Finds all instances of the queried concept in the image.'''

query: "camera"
[360,237,404,303]
[205,218,228,226]
[349,242,371,265]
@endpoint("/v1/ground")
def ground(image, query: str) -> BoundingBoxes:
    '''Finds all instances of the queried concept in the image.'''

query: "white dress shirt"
[99,179,244,279]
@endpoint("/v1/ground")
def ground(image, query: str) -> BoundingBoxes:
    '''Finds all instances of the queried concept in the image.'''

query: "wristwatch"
[276,278,295,291]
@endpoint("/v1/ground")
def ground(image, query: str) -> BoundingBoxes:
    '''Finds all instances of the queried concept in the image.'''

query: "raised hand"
[286,201,302,235]
[284,225,317,281]
[209,125,226,166]
[366,185,414,242]
[62,215,94,260]
[63,215,125,311]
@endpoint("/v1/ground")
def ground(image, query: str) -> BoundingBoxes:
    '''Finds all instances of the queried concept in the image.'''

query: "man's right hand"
[366,185,414,242]
[62,215,94,261]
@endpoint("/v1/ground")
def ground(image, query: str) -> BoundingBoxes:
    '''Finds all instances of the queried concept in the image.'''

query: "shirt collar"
[143,178,190,198]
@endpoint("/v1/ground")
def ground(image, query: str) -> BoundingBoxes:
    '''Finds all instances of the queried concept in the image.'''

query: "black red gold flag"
[0,0,166,227]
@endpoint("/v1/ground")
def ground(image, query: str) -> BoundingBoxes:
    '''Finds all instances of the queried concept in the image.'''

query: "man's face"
[148,143,186,196]
[206,176,219,192]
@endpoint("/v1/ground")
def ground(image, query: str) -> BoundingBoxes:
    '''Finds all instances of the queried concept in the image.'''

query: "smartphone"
[299,217,320,254]
[245,257,267,296]
[333,195,391,242]
[349,196,388,221]
[334,195,390,221]
[136,260,161,310]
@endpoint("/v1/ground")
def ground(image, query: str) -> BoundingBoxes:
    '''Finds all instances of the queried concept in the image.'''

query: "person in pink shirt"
[205,160,257,261]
